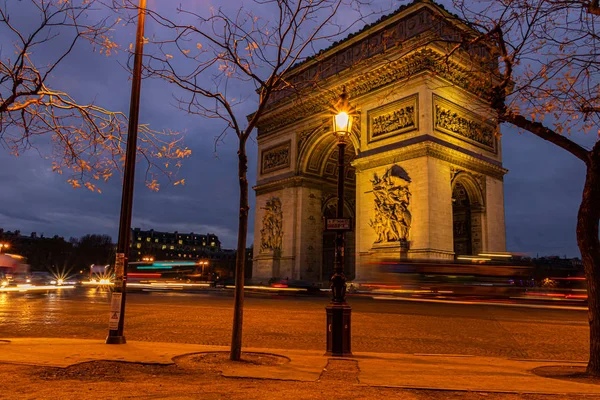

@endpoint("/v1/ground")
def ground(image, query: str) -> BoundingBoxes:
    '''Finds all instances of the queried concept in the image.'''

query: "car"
[270,279,321,294]
[29,271,54,285]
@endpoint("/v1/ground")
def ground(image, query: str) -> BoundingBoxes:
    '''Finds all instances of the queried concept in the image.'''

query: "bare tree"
[451,0,600,375]
[133,0,372,360]
[0,0,190,192]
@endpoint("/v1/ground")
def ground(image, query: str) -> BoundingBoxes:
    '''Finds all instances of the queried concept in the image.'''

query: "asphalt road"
[0,288,590,361]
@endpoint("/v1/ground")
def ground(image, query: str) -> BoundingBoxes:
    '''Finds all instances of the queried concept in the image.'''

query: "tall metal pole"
[325,135,352,357]
[332,140,347,302]
[106,0,147,345]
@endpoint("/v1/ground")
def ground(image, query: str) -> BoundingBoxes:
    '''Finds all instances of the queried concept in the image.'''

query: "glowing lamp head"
[334,112,350,134]
[332,87,353,139]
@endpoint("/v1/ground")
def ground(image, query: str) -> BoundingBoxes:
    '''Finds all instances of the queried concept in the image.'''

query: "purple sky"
[0,0,595,257]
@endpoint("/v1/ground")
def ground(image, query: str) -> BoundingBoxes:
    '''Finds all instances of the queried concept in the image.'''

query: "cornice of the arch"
[352,140,508,180]
[253,174,357,196]
[257,47,496,138]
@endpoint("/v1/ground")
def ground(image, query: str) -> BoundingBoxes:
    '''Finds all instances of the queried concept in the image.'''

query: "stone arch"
[321,195,356,220]
[295,125,359,284]
[451,172,485,207]
[297,123,360,176]
[451,172,485,256]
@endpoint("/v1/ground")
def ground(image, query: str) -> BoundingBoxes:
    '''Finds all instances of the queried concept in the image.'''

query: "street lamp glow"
[332,87,352,138]
[334,111,350,134]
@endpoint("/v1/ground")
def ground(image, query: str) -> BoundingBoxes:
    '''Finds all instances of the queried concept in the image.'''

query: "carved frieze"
[433,95,496,152]
[258,49,493,136]
[265,5,491,106]
[368,94,418,143]
[260,197,283,253]
[261,141,291,175]
[368,165,412,243]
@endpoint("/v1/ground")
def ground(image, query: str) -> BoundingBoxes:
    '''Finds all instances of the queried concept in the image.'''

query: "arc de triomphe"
[251,0,507,284]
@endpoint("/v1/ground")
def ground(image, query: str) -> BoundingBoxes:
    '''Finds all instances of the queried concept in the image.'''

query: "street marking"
[371,296,588,311]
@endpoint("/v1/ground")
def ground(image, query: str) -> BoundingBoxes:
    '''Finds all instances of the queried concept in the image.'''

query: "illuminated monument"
[252,0,507,283]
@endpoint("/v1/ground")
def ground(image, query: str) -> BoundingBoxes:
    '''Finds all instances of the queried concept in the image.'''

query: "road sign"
[325,218,352,231]
[108,293,122,330]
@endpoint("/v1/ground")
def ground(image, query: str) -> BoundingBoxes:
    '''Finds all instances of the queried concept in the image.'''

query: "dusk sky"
[0,0,596,257]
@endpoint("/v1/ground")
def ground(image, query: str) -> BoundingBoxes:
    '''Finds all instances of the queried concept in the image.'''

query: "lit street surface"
[0,288,589,361]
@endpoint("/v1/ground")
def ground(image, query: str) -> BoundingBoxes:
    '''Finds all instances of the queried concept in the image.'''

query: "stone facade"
[252,0,507,284]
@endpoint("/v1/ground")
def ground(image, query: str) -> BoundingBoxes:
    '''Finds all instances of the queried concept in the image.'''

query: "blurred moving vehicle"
[356,258,533,298]
[29,271,54,285]
[88,264,113,284]
[0,254,30,285]
[127,260,216,284]
[270,279,321,294]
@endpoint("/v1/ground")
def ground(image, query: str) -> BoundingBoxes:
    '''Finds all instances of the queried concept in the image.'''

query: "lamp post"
[325,88,353,357]
[0,243,8,254]
[106,0,147,345]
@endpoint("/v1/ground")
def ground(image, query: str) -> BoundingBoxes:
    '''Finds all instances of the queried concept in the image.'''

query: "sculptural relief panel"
[261,141,291,175]
[260,197,283,253]
[368,94,418,143]
[433,95,496,153]
[368,165,412,244]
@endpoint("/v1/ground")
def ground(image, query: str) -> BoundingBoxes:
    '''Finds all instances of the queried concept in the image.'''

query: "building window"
[162,245,166,250]
[137,237,142,241]
[211,242,215,247]
[136,243,141,249]
[146,237,151,242]
[178,239,183,245]
[155,238,159,243]
[170,245,174,250]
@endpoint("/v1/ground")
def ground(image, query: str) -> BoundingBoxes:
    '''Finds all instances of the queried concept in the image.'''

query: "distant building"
[130,228,221,261]
[0,229,72,270]
[129,228,252,280]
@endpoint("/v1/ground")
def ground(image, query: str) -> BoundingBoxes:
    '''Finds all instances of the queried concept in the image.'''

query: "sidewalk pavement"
[0,338,597,395]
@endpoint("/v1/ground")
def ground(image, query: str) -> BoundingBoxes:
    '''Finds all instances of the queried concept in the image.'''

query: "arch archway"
[299,127,359,283]
[451,173,485,256]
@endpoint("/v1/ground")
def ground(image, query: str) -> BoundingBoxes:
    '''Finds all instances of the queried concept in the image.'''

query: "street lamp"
[325,87,353,357]
[0,243,9,254]
[106,0,147,345]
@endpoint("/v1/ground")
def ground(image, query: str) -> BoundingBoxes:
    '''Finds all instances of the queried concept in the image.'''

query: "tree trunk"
[580,142,600,376]
[230,137,249,361]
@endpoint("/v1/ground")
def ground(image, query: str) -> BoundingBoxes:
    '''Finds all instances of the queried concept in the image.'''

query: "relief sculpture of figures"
[260,197,283,252]
[371,105,415,137]
[368,165,412,243]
